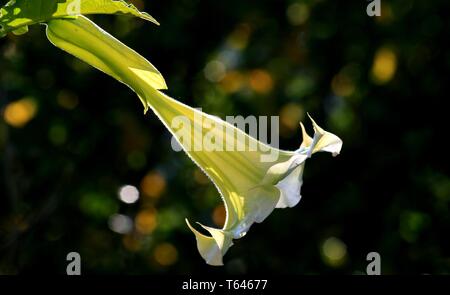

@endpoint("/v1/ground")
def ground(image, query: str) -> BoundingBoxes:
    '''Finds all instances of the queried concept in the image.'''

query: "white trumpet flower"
[44,15,342,266]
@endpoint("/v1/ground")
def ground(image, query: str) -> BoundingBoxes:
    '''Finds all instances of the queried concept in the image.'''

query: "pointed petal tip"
[185,218,202,235]
[307,113,325,134]
[151,18,161,26]
[141,12,160,26]
[303,113,343,156]
[185,219,228,266]
[299,121,306,135]
[306,112,314,124]
[299,121,313,148]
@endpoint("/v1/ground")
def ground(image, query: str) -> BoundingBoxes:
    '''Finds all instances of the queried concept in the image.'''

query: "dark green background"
[0,0,449,274]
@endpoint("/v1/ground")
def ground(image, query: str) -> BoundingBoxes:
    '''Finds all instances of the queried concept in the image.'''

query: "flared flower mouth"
[183,113,342,265]
[20,9,343,266]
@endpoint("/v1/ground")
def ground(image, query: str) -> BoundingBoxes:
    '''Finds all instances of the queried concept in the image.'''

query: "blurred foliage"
[0,0,449,274]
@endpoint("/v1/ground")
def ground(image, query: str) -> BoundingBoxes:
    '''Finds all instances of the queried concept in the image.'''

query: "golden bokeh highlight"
[212,204,226,227]
[371,47,397,84]
[279,103,304,131]
[3,97,37,128]
[249,69,274,94]
[220,71,246,93]
[321,237,348,267]
[135,208,157,234]
[154,243,178,266]
[140,171,166,198]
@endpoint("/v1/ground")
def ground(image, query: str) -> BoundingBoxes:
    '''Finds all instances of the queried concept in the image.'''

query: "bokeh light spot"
[371,47,397,84]
[284,75,315,98]
[3,97,37,128]
[108,213,133,234]
[204,60,226,82]
[135,208,157,234]
[154,243,178,266]
[331,73,355,97]
[321,237,347,267]
[140,171,166,199]
[249,69,274,94]
[220,71,245,93]
[48,124,67,145]
[428,173,450,201]
[399,211,430,243]
[118,185,139,204]
[286,3,310,26]
[279,103,305,133]
[79,193,119,219]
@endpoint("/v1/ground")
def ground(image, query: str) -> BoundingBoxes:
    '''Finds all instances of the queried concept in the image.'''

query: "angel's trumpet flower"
[45,15,342,265]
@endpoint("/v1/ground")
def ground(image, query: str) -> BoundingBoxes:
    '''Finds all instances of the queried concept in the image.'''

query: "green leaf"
[0,0,158,38]
[12,23,28,35]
